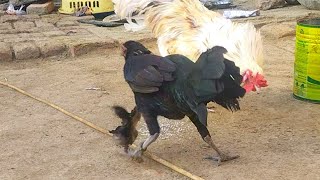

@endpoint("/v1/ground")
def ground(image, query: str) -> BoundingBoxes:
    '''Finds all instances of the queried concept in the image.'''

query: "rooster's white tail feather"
[113,0,172,31]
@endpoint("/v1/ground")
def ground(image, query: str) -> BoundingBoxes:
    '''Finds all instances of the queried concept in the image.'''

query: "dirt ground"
[1,11,320,180]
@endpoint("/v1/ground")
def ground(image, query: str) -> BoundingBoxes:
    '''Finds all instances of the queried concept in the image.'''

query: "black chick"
[110,40,246,165]
[109,106,141,153]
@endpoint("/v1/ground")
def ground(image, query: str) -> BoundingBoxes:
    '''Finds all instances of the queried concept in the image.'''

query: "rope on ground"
[0,81,205,180]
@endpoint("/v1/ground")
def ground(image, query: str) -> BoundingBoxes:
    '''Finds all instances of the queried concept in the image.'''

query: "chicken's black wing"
[124,54,176,93]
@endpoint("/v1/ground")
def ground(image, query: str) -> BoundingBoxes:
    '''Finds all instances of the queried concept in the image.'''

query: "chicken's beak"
[254,85,261,94]
[242,70,251,83]
[120,44,127,57]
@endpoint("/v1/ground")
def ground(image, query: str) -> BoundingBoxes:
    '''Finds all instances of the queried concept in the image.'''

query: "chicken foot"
[129,133,160,162]
[203,135,239,165]
[189,112,239,165]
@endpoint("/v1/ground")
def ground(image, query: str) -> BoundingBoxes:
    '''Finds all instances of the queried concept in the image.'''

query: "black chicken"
[109,106,141,153]
[110,40,246,165]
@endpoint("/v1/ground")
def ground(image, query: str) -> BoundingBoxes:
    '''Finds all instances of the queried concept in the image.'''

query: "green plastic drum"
[293,18,320,103]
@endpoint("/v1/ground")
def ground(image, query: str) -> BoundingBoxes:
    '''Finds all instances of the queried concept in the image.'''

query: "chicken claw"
[127,144,144,163]
[203,136,239,165]
[205,154,239,166]
[130,150,144,163]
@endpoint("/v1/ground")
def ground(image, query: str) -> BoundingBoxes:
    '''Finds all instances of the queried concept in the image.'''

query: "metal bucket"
[293,18,320,103]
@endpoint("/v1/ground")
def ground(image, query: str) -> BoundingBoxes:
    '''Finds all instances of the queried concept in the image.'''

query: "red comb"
[242,72,268,93]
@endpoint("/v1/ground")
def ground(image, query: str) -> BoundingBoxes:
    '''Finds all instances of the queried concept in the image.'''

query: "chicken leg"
[188,113,239,165]
[129,113,160,162]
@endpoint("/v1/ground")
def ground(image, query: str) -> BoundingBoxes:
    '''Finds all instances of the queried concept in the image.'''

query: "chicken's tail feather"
[196,46,227,79]
[215,98,241,112]
[214,59,246,112]
[113,0,172,31]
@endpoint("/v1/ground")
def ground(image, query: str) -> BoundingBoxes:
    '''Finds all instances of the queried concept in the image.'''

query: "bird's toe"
[129,149,144,163]
[204,154,239,165]
[204,155,222,166]
[221,154,239,162]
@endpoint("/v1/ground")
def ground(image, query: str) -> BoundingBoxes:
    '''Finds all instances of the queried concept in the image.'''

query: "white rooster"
[112,0,268,92]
